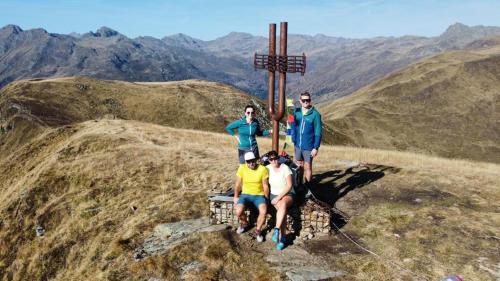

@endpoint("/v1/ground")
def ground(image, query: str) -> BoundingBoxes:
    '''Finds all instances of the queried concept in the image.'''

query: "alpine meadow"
[0,2,499,280]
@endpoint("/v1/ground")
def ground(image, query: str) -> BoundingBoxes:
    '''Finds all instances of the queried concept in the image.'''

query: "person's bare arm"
[283,174,293,194]
[234,177,242,205]
[272,174,293,205]
[262,178,270,199]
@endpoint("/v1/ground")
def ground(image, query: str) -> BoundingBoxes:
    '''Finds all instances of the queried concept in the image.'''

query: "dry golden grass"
[319,44,500,163]
[0,76,336,155]
[0,120,281,280]
[0,77,271,155]
[307,145,499,280]
[318,145,500,178]
[0,76,498,280]
[0,119,498,280]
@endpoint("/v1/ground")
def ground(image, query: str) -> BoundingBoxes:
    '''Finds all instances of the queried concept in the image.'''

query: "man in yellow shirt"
[234,152,269,242]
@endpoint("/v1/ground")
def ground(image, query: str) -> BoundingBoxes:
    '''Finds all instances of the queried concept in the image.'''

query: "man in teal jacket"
[291,92,322,187]
[226,105,271,164]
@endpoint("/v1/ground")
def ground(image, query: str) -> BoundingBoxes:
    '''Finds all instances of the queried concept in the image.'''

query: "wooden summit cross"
[254,22,306,152]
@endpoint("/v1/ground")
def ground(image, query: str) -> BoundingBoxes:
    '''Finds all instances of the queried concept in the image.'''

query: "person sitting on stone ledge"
[233,151,269,242]
[266,150,294,250]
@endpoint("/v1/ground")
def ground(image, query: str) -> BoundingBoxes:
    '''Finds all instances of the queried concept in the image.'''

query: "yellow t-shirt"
[236,164,269,195]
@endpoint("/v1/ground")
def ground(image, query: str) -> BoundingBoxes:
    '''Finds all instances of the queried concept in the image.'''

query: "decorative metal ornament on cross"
[254,22,307,152]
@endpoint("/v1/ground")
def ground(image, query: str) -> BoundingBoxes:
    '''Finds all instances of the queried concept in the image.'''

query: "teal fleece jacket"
[291,106,322,150]
[225,117,270,149]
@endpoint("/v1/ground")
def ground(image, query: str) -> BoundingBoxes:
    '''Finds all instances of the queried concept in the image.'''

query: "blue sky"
[1,0,500,40]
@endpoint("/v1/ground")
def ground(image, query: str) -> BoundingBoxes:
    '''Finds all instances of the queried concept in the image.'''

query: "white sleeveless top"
[266,164,293,195]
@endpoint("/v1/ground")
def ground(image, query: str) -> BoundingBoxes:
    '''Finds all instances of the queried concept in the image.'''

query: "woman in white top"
[265,150,294,250]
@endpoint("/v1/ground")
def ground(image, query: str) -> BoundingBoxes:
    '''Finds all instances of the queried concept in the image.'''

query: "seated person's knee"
[235,205,244,216]
[258,205,267,215]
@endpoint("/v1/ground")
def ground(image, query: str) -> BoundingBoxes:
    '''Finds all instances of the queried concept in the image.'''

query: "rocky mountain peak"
[440,22,500,39]
[223,32,255,40]
[162,33,205,49]
[440,22,471,38]
[3,22,500,102]
[93,26,120,37]
[168,33,202,43]
[0,24,23,36]
[170,33,192,39]
[68,32,82,38]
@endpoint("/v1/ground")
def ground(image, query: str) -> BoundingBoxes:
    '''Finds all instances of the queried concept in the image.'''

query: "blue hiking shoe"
[271,228,280,243]
[276,237,286,251]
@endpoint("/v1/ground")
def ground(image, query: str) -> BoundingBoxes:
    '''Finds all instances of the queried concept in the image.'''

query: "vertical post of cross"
[274,22,287,152]
[255,22,306,153]
[268,22,287,152]
[267,23,277,151]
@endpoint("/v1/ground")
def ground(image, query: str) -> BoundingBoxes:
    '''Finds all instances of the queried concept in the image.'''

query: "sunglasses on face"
[246,159,256,164]
[269,157,278,161]
[246,111,255,115]
[300,99,311,103]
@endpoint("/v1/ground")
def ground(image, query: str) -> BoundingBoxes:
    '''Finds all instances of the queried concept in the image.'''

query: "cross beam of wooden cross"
[254,22,306,152]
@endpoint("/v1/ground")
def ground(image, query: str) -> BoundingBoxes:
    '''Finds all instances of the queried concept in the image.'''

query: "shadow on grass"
[310,164,401,230]
[255,164,400,245]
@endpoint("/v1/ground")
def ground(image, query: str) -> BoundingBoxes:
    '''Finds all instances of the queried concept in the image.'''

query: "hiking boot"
[256,230,264,242]
[276,237,286,251]
[271,228,280,243]
[236,224,247,235]
[304,189,313,200]
[303,182,313,200]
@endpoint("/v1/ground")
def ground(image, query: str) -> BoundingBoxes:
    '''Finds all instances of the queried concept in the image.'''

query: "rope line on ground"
[330,221,431,281]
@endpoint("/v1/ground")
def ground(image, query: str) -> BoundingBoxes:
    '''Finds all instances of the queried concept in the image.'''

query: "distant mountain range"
[2,23,500,101]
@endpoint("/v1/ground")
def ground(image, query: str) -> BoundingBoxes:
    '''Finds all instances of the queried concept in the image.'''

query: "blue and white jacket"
[291,107,322,151]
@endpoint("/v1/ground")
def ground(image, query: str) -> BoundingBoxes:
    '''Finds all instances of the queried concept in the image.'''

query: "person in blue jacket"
[291,92,322,187]
[225,105,272,164]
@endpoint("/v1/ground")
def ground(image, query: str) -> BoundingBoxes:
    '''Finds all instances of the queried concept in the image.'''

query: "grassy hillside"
[0,77,335,155]
[0,119,498,280]
[0,77,497,280]
[319,44,500,163]
[0,120,279,280]
[0,77,271,153]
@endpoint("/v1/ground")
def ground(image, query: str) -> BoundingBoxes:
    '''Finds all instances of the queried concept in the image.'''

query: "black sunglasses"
[245,159,256,164]
[246,111,255,115]
[301,99,311,103]
[269,157,278,161]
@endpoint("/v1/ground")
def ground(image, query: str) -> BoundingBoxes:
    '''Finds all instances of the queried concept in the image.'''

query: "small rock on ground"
[286,267,345,281]
[134,218,228,260]
[265,240,345,280]
[180,261,206,279]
